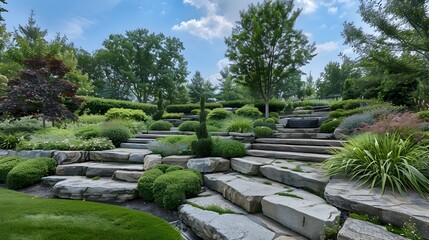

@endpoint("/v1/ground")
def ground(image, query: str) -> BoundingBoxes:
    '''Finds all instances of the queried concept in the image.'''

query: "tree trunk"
[265,100,269,119]
[42,115,46,128]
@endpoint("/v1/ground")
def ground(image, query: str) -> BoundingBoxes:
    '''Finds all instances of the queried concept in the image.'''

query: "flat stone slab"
[325,179,429,240]
[53,151,87,165]
[143,154,162,170]
[127,138,155,144]
[187,157,230,173]
[53,176,137,202]
[255,138,346,147]
[338,218,409,240]
[246,149,330,162]
[262,190,341,240]
[277,128,320,133]
[252,143,340,154]
[231,156,274,175]
[161,155,194,168]
[260,160,328,196]
[0,150,17,156]
[56,162,144,177]
[204,173,285,213]
[17,150,54,158]
[89,150,130,162]
[119,143,148,149]
[42,176,83,186]
[112,170,143,182]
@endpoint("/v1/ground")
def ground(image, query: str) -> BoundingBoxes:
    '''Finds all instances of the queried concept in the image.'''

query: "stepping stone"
[277,128,320,133]
[255,138,346,147]
[260,160,328,196]
[53,151,87,165]
[89,150,129,162]
[42,175,83,186]
[231,156,274,175]
[17,150,54,158]
[143,154,162,170]
[119,143,148,149]
[104,149,151,164]
[187,157,230,173]
[325,179,429,240]
[246,149,330,162]
[204,173,285,213]
[161,155,194,168]
[252,143,341,154]
[53,176,137,202]
[112,170,144,182]
[274,132,334,139]
[262,190,341,240]
[127,138,155,144]
[338,218,409,240]
[135,133,181,139]
[56,162,144,177]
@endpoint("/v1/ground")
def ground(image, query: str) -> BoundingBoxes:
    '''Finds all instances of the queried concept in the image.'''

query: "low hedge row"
[220,100,250,108]
[331,99,380,111]
[7,157,57,189]
[254,100,286,113]
[76,96,157,115]
[166,103,223,113]
[105,108,148,121]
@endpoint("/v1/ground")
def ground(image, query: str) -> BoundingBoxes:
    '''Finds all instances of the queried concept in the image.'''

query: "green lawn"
[0,188,183,240]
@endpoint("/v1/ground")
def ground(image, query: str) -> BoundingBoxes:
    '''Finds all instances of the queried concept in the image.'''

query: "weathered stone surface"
[255,138,346,147]
[0,150,17,156]
[53,176,137,202]
[112,170,143,182]
[143,154,162,170]
[179,204,276,240]
[161,155,193,168]
[325,179,429,240]
[56,162,144,177]
[187,157,230,173]
[252,143,340,154]
[186,190,247,215]
[53,151,87,165]
[246,149,330,162]
[260,160,328,196]
[278,118,289,125]
[228,132,255,137]
[119,143,148,149]
[338,218,409,240]
[262,191,341,240]
[129,153,147,164]
[89,150,130,162]
[334,127,349,140]
[231,157,274,175]
[17,150,54,158]
[204,173,285,213]
[42,176,82,186]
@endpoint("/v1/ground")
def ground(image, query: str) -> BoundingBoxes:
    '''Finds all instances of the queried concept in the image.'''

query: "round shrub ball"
[320,118,344,133]
[235,106,262,119]
[7,157,56,189]
[101,125,132,147]
[208,108,231,121]
[75,124,103,139]
[0,156,28,183]
[137,168,164,201]
[178,121,200,132]
[149,120,173,131]
[254,126,274,138]
[212,139,246,159]
[165,165,185,173]
[253,119,277,130]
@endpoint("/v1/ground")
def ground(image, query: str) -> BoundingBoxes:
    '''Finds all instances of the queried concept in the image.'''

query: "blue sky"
[3,0,362,85]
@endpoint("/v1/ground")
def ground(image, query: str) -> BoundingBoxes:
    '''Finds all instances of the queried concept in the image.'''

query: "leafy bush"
[331,99,380,111]
[225,116,253,133]
[191,109,211,115]
[178,121,200,132]
[0,118,42,134]
[149,120,173,131]
[76,138,115,151]
[137,168,164,201]
[211,138,246,159]
[0,156,28,183]
[77,114,107,124]
[220,100,249,108]
[418,110,429,122]
[166,103,223,113]
[235,106,263,119]
[254,126,274,138]
[162,112,184,119]
[269,112,279,119]
[159,135,197,145]
[148,141,192,157]
[76,96,157,115]
[253,119,277,130]
[100,124,132,147]
[105,108,148,121]
[152,170,202,209]
[323,132,429,197]
[165,165,185,173]
[17,137,114,151]
[320,118,344,133]
[339,113,375,130]
[265,118,277,123]
[208,108,232,121]
[75,124,103,139]
[0,133,28,149]
[192,98,212,158]
[255,100,286,112]
[7,157,57,189]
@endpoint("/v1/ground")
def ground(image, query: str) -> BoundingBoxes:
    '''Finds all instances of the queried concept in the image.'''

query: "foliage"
[0,133,28,149]
[207,108,231,121]
[7,157,56,189]
[165,165,185,173]
[0,118,42,134]
[323,219,342,240]
[329,107,369,118]
[161,112,183,119]
[152,170,202,210]
[76,96,157,115]
[75,124,103,139]
[254,100,286,113]
[225,0,315,117]
[323,132,429,198]
[17,137,114,151]
[254,126,274,138]
[0,156,28,183]
[77,114,107,124]
[191,109,210,115]
[338,113,375,130]
[217,67,246,102]
[269,112,279,119]
[253,119,277,130]
[212,138,246,159]
[166,103,223,113]
[192,97,212,157]
[187,202,236,215]
[417,111,429,122]
[152,91,165,121]
[235,106,262,119]
[220,100,250,108]
[178,121,200,132]
[0,0,7,22]
[100,123,132,147]
[148,141,192,157]
[137,168,164,201]
[225,116,253,133]
[148,120,173,131]
[105,108,148,121]
[187,71,217,102]
[320,118,344,133]
[158,135,197,145]
[331,99,380,111]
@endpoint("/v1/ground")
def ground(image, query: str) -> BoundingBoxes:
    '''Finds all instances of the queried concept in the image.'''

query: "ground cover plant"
[0,188,182,240]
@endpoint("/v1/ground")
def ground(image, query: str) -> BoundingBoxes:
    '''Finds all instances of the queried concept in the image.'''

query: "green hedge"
[76,96,157,115]
[255,100,286,113]
[212,139,246,159]
[207,108,232,121]
[137,168,164,201]
[0,156,28,183]
[235,106,262,119]
[166,103,223,113]
[330,99,380,111]
[149,120,173,131]
[7,157,57,189]
[254,126,274,138]
[320,118,344,133]
[220,100,250,108]
[105,108,148,121]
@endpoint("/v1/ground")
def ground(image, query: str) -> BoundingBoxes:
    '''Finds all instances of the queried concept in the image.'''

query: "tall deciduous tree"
[187,71,216,102]
[217,66,244,101]
[0,0,7,22]
[225,0,315,117]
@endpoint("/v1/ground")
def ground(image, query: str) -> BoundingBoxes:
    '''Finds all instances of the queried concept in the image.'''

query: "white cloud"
[208,73,221,86]
[316,41,340,54]
[216,58,231,70]
[296,0,318,14]
[304,32,313,38]
[63,17,94,40]
[328,7,338,14]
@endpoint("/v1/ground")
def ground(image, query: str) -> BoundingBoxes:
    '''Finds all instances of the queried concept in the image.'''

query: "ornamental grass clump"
[323,132,429,198]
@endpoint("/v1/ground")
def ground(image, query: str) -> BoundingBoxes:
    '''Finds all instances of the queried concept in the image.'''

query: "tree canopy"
[187,71,216,102]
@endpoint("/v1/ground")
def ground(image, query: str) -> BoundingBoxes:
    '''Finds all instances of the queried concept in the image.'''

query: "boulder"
[53,151,87,165]
[128,152,147,163]
[338,218,409,240]
[231,157,274,175]
[161,155,193,168]
[112,170,143,182]
[187,157,230,173]
[143,154,162,170]
[89,151,130,162]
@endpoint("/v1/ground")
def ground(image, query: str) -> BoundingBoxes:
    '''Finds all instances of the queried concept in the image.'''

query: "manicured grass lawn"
[0,188,183,240]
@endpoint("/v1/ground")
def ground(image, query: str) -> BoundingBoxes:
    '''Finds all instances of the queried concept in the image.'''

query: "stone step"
[119,143,148,149]
[179,190,306,240]
[56,162,144,177]
[135,133,180,139]
[112,170,144,182]
[136,131,229,138]
[338,218,409,240]
[325,179,429,240]
[127,138,155,144]
[260,160,328,196]
[252,143,341,154]
[246,149,330,162]
[277,128,320,133]
[255,138,346,147]
[274,132,333,139]
[49,176,137,202]
[231,156,275,175]
[88,149,152,163]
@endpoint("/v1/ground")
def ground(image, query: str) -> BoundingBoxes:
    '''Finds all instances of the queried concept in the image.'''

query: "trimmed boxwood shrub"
[7,157,56,189]
[220,100,249,108]
[137,168,164,201]
[161,112,184,119]
[75,124,103,139]
[0,156,28,183]
[178,121,200,132]
[225,117,253,133]
[208,108,231,120]
[253,119,277,130]
[254,126,273,138]
[255,100,286,113]
[191,109,211,115]
[166,103,223,113]
[320,118,344,133]
[76,96,157,115]
[152,170,202,210]
[235,106,262,119]
[269,112,279,119]
[100,124,132,147]
[149,120,173,131]
[105,108,148,121]
[212,138,246,159]
[165,165,185,173]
